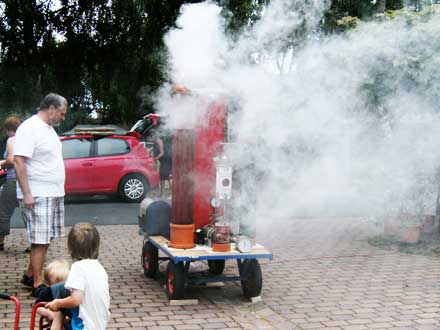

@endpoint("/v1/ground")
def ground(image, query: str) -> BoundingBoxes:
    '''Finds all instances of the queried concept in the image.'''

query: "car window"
[96,138,130,157]
[62,138,92,159]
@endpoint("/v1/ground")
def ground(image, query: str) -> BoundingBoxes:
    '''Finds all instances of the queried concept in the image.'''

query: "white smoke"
[164,2,228,89]
[157,0,440,219]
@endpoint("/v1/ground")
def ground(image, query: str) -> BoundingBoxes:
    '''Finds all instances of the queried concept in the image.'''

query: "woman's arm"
[0,137,15,169]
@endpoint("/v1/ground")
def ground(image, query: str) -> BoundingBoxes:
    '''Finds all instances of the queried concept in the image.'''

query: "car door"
[92,137,131,192]
[62,137,94,194]
[130,114,161,138]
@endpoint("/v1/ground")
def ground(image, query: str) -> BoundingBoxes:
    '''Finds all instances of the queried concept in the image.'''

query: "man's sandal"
[20,274,34,288]
[31,284,49,298]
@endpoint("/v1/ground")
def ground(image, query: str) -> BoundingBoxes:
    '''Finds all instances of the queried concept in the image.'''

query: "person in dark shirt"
[153,132,172,197]
[0,116,21,251]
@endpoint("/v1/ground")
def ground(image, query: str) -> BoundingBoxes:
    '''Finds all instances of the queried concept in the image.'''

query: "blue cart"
[141,234,273,300]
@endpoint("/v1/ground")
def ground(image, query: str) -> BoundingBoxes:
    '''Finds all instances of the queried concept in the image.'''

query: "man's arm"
[45,289,83,311]
[14,155,34,208]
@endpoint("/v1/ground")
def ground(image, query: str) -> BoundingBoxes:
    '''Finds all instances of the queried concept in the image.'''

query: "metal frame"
[144,235,272,291]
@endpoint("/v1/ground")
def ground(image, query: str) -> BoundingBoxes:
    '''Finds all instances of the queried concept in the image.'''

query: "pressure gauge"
[210,197,221,208]
[236,236,252,253]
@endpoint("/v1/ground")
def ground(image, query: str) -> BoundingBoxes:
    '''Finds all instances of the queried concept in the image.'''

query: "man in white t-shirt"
[14,93,68,297]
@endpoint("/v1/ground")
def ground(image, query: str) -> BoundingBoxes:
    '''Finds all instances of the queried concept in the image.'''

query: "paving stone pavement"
[1,217,440,329]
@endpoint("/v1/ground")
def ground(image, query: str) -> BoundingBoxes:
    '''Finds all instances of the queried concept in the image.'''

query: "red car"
[61,126,159,202]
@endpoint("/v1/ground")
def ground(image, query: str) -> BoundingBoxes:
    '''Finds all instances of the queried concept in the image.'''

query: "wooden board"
[149,235,272,259]
[169,299,198,306]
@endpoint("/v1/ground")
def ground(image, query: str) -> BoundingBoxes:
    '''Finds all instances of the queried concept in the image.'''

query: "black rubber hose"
[0,293,11,300]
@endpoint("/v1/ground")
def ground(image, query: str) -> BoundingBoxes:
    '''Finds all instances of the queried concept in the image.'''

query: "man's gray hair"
[39,93,68,111]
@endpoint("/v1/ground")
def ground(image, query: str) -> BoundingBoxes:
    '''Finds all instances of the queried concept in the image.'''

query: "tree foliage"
[0,0,269,128]
[323,0,436,32]
[217,0,268,36]
[0,0,197,128]
[0,0,437,130]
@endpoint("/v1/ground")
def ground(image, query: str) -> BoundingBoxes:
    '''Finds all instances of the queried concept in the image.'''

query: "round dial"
[236,236,252,253]
[210,197,221,208]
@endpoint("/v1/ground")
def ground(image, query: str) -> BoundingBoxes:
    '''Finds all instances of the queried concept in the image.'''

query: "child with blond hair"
[45,259,70,285]
[36,259,71,320]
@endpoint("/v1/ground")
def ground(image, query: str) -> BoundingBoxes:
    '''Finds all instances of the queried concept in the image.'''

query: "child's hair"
[68,223,100,260]
[44,259,70,285]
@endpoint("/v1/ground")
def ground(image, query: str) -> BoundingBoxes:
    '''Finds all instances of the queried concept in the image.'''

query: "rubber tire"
[208,260,225,276]
[141,241,158,278]
[240,259,263,298]
[166,262,185,300]
[118,174,149,203]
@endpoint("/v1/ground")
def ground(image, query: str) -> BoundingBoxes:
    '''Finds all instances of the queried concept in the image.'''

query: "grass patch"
[368,234,440,256]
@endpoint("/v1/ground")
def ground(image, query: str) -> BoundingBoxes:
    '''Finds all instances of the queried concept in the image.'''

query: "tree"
[0,0,56,114]
[217,0,267,37]
[0,0,207,127]
[9,0,433,126]
[322,0,434,32]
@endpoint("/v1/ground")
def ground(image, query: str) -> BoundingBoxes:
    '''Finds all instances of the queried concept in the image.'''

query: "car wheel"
[118,174,149,202]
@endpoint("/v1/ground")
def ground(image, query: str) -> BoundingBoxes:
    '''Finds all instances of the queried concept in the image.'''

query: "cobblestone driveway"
[1,217,439,329]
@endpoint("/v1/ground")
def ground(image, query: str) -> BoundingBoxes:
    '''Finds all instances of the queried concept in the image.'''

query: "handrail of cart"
[146,235,273,263]
[0,293,21,330]
[30,302,47,330]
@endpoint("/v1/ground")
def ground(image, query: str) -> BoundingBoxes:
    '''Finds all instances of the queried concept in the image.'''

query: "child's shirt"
[65,259,110,330]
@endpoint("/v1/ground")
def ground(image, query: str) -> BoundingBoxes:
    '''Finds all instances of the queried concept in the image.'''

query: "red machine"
[167,88,248,253]
[171,95,228,235]
[139,86,271,300]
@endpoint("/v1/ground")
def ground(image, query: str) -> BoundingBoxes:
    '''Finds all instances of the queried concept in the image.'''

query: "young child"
[36,259,71,320]
[45,259,70,287]
[45,223,110,330]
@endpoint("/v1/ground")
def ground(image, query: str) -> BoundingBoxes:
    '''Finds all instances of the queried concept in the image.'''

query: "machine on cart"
[139,87,272,300]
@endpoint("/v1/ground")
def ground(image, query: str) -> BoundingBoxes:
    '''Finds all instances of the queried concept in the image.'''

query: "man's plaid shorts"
[19,197,65,244]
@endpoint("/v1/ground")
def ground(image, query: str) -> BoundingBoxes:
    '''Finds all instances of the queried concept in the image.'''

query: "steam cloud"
[156,0,440,220]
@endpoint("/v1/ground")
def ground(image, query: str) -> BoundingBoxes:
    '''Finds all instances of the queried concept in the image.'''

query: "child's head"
[68,223,100,261]
[44,259,70,285]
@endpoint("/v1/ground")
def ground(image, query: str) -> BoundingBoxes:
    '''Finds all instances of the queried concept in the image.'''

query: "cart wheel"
[166,262,185,300]
[142,240,158,278]
[240,259,262,298]
[208,260,225,275]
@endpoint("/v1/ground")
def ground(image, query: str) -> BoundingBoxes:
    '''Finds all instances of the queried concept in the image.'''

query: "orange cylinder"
[212,242,231,252]
[169,223,195,249]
